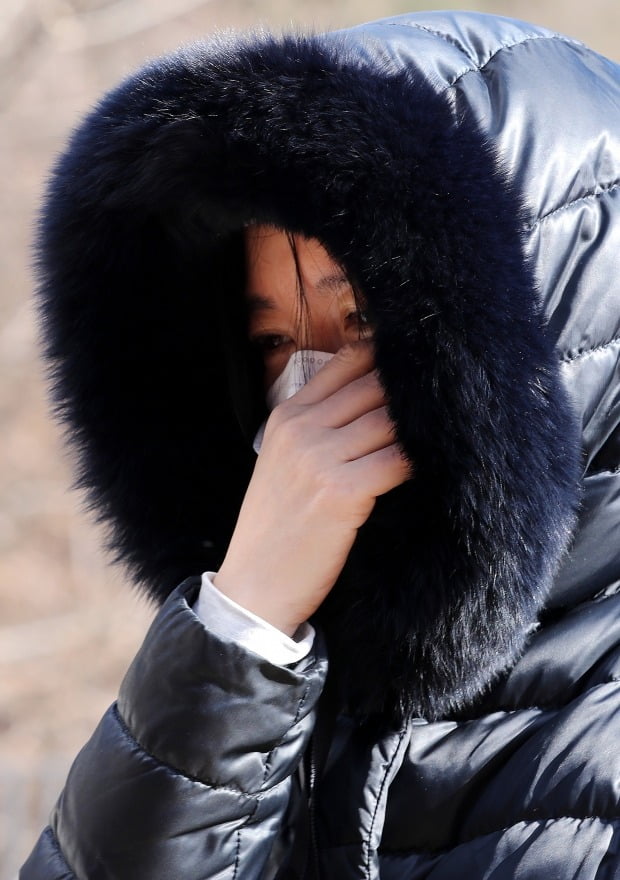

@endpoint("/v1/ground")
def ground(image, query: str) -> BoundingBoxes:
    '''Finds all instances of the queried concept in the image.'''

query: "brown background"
[0,1,617,875]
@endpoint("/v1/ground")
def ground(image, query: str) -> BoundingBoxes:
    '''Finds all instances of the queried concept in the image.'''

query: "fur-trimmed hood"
[38,11,620,722]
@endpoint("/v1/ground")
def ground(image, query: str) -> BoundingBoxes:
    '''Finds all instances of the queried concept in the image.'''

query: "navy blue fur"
[37,33,581,722]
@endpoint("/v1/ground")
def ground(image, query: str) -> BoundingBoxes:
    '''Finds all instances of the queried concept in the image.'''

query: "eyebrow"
[315,272,350,292]
[246,274,350,313]
[246,294,275,314]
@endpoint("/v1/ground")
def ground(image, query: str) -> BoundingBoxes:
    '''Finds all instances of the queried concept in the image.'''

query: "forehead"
[244,225,348,309]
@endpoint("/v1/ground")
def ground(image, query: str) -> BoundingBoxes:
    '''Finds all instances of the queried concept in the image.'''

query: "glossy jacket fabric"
[23,10,620,879]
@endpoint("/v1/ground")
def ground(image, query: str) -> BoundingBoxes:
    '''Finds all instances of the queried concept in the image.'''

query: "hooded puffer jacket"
[22,10,620,880]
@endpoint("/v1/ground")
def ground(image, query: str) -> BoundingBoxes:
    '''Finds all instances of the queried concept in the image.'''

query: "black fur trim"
[37,31,581,722]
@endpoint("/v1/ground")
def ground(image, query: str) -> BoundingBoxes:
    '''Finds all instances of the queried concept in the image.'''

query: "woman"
[23,9,620,879]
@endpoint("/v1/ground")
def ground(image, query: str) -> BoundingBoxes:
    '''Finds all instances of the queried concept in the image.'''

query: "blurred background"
[0,0,617,875]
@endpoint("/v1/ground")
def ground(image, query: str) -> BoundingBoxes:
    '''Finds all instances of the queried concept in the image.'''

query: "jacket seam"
[560,335,620,363]
[379,21,475,60]
[112,702,275,798]
[447,33,581,88]
[379,22,580,89]
[232,789,264,879]
[232,827,242,880]
[260,682,311,788]
[379,814,620,858]
[364,728,409,879]
[529,179,620,229]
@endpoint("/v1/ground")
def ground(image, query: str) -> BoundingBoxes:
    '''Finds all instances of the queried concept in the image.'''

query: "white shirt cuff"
[193,572,315,666]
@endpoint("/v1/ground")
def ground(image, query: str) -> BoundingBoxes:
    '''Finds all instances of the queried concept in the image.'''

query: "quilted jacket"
[22,10,620,879]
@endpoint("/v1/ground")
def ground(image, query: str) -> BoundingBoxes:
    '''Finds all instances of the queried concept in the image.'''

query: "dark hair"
[214,224,368,447]
[278,228,368,382]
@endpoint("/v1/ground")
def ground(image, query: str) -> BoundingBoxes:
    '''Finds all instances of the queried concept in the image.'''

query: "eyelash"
[346,309,369,327]
[250,310,371,353]
[251,334,293,353]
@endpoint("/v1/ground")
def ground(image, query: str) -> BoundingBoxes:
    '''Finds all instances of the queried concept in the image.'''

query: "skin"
[214,226,411,636]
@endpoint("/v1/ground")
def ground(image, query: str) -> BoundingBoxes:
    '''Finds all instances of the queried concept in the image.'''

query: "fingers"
[292,339,375,405]
[344,443,412,498]
[287,340,384,428]
[316,371,385,428]
[336,405,396,460]
[265,338,414,499]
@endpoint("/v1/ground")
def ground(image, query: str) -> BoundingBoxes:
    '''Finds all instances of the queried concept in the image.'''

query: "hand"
[214,341,412,636]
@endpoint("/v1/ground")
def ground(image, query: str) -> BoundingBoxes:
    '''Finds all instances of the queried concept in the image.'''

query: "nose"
[305,326,349,355]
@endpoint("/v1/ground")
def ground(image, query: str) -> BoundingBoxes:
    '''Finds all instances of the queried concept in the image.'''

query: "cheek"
[262,349,293,391]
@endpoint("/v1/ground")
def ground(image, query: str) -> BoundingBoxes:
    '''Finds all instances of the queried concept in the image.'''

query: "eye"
[345,309,372,334]
[251,333,294,353]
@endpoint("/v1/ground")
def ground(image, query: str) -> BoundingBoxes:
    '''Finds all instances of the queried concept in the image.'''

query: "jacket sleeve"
[20,578,327,880]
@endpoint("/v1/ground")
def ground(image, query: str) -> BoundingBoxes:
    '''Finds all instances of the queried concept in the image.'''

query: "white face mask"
[253,349,335,453]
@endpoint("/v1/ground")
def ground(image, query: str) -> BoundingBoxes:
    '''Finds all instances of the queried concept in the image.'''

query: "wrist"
[213,569,302,638]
